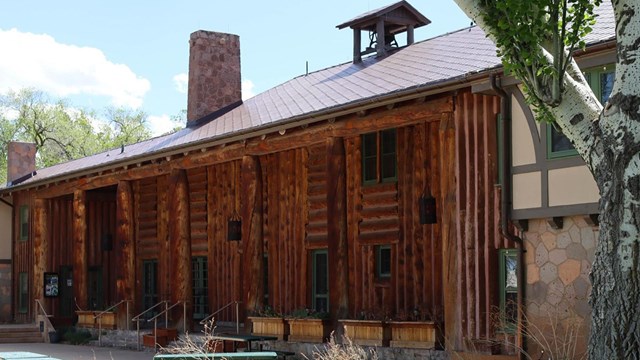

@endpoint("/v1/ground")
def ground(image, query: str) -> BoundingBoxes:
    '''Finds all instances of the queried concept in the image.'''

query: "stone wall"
[523,215,598,358]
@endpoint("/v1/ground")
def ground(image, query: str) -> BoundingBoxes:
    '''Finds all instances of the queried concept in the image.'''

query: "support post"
[326,137,349,331]
[376,19,386,57]
[353,29,362,63]
[241,155,264,318]
[33,198,48,316]
[72,190,88,310]
[116,181,136,329]
[169,169,193,331]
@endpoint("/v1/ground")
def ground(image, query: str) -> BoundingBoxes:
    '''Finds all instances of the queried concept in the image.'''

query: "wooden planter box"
[76,311,95,328]
[156,327,179,342]
[96,311,117,330]
[286,318,331,343]
[248,317,288,340]
[389,321,441,349]
[339,319,390,347]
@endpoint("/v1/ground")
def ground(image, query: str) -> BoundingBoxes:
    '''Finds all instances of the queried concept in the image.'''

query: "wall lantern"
[101,233,113,251]
[227,212,242,241]
[419,193,437,224]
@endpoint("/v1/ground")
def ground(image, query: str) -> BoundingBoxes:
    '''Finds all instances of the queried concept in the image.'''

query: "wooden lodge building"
[0,1,616,358]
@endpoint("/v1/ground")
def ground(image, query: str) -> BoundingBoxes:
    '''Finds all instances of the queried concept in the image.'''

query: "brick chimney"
[7,142,36,185]
[187,31,241,126]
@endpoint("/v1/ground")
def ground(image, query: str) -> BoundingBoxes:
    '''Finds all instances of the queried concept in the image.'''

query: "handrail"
[147,301,183,323]
[132,300,168,322]
[140,301,187,352]
[34,299,52,318]
[94,299,131,346]
[199,301,242,334]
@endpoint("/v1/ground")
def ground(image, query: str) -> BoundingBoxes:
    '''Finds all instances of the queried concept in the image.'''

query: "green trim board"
[19,205,28,241]
[498,249,518,331]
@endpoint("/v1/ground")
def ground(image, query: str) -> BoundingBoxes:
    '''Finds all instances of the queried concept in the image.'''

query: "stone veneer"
[523,215,598,357]
[7,141,36,184]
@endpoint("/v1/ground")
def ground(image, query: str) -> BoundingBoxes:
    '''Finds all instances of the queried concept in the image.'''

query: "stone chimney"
[187,31,242,126]
[7,142,36,185]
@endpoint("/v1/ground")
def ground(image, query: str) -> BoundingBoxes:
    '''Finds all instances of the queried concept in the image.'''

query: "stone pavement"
[0,343,156,360]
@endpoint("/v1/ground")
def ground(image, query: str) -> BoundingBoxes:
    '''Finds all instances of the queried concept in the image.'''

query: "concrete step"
[0,325,43,343]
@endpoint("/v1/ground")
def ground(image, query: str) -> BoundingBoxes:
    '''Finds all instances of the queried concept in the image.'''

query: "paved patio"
[0,343,155,360]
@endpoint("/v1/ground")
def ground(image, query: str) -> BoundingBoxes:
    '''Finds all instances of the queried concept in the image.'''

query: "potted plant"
[388,308,442,349]
[247,305,288,340]
[339,309,391,346]
[285,308,331,343]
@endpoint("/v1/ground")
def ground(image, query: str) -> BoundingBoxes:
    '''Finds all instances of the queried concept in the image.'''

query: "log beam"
[326,138,349,329]
[72,190,88,310]
[241,156,264,316]
[115,181,135,329]
[33,198,48,314]
[169,169,192,331]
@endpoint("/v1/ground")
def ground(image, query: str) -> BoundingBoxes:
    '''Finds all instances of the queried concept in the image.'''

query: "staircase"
[0,324,43,343]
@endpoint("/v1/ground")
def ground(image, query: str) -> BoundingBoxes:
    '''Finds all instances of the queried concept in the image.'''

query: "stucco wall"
[523,216,597,358]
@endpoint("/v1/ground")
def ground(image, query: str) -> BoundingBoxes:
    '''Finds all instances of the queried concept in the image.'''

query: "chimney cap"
[336,0,430,33]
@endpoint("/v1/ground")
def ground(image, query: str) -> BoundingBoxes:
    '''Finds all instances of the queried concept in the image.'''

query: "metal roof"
[1,3,616,192]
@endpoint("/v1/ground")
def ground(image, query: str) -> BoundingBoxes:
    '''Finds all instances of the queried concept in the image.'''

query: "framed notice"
[44,272,59,297]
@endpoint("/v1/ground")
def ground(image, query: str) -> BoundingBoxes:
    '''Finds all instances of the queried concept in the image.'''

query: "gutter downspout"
[490,75,526,358]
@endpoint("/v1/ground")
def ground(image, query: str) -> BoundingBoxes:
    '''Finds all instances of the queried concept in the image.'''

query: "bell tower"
[337,0,430,63]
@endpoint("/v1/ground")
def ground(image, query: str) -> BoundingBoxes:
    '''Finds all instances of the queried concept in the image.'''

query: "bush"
[305,332,378,360]
[63,327,92,344]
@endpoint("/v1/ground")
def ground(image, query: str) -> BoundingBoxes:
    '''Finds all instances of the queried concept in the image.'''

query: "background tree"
[452,0,638,358]
[0,88,153,185]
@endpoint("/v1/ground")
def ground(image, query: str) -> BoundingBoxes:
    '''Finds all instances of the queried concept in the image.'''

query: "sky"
[0,1,472,136]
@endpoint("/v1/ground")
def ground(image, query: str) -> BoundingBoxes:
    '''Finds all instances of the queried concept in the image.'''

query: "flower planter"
[339,319,390,347]
[96,311,117,330]
[388,321,441,349]
[286,318,331,343]
[156,327,179,342]
[248,316,289,340]
[76,310,96,328]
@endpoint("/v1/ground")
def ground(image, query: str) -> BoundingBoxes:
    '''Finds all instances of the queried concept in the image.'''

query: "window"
[548,64,615,158]
[192,257,209,320]
[18,272,28,314]
[499,249,518,329]
[362,129,397,184]
[19,205,29,241]
[142,260,158,318]
[311,249,329,312]
[376,245,391,279]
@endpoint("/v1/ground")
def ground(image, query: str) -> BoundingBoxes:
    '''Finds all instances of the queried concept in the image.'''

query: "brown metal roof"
[336,1,431,31]
[1,3,616,192]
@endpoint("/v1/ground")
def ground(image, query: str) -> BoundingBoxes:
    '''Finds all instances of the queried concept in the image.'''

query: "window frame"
[375,244,392,279]
[498,248,518,331]
[547,64,615,159]
[18,272,28,314]
[311,249,329,312]
[192,256,209,320]
[19,205,29,241]
[361,129,398,185]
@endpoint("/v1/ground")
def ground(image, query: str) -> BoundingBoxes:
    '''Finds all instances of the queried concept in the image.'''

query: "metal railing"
[34,299,52,319]
[35,299,54,343]
[144,301,186,351]
[199,301,242,334]
[132,300,169,351]
[93,300,131,346]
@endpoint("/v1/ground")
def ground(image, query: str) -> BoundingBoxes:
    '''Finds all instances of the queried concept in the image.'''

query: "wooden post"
[326,138,349,330]
[72,190,88,310]
[353,29,362,63]
[33,198,48,315]
[376,19,386,57]
[241,156,264,317]
[169,169,193,331]
[407,24,415,45]
[116,181,135,329]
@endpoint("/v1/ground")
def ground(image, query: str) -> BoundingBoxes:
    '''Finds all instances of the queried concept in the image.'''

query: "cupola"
[336,0,430,63]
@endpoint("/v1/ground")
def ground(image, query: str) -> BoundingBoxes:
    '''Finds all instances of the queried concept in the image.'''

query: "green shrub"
[63,327,92,344]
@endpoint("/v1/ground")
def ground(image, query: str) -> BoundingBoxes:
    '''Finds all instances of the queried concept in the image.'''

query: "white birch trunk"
[452,0,640,358]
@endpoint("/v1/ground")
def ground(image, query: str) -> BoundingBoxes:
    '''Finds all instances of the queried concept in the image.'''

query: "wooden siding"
[207,161,242,321]
[262,149,308,314]
[306,144,328,246]
[444,91,509,350]
[188,167,208,256]
[136,177,158,259]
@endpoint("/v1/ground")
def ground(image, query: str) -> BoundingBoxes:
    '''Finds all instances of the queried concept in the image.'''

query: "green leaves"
[478,0,601,122]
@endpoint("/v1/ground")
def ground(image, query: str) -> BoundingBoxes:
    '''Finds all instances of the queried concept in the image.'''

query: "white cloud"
[0,28,150,108]
[173,73,188,94]
[242,79,255,100]
[147,114,183,136]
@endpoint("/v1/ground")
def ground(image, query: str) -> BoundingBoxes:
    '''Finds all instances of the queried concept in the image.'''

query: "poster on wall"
[44,272,59,297]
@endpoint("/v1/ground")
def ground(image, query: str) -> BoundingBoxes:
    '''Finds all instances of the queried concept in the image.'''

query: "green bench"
[153,352,278,360]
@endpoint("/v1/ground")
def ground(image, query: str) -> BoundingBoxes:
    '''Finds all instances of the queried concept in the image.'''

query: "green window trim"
[496,113,504,185]
[19,205,29,241]
[362,129,398,185]
[312,249,329,312]
[18,272,28,314]
[499,249,518,332]
[548,64,615,159]
[376,245,391,279]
